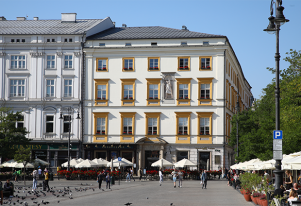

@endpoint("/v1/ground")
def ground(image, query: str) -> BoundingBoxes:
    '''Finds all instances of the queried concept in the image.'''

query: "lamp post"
[235,75,240,158]
[264,0,289,190]
[59,107,81,171]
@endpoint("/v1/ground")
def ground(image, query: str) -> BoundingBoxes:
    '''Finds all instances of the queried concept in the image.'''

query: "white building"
[0,14,114,168]
[83,25,253,171]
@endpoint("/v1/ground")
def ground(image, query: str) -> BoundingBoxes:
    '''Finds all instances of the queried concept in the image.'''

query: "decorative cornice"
[56,52,63,57]
[74,52,81,57]
[30,52,44,57]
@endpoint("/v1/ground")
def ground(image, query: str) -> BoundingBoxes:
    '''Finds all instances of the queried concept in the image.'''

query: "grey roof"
[87,26,225,40]
[0,19,104,35]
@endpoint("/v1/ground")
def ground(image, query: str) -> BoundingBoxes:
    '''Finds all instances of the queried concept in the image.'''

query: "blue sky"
[1,0,300,99]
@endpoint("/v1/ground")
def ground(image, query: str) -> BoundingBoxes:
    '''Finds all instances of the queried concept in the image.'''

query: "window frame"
[146,78,161,106]
[121,79,136,106]
[199,56,212,71]
[45,79,55,98]
[147,57,160,71]
[10,55,26,69]
[175,112,191,144]
[63,79,73,98]
[120,112,136,143]
[96,58,108,72]
[63,115,72,133]
[46,55,56,69]
[176,78,192,106]
[197,78,214,106]
[177,56,190,71]
[94,79,109,106]
[10,79,25,98]
[45,115,55,134]
[196,112,213,144]
[16,114,24,129]
[144,112,160,137]
[93,112,109,143]
[64,54,73,69]
[122,57,135,72]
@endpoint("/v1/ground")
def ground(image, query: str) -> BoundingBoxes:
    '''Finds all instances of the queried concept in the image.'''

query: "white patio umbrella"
[75,159,98,168]
[1,159,18,167]
[106,158,133,167]
[92,158,109,167]
[14,162,34,168]
[77,158,84,163]
[61,159,79,167]
[174,158,197,168]
[151,158,173,167]
[33,158,50,166]
[282,155,301,170]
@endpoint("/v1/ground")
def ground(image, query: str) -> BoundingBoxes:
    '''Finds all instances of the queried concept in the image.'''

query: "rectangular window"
[123,58,134,71]
[123,85,133,99]
[123,118,132,135]
[151,42,157,46]
[179,84,189,99]
[22,39,25,43]
[16,115,24,128]
[99,43,105,46]
[10,79,25,97]
[175,112,191,143]
[63,115,71,133]
[52,39,55,42]
[69,38,72,42]
[200,56,212,70]
[11,55,25,69]
[64,79,72,97]
[97,58,107,71]
[200,117,210,135]
[203,41,209,45]
[125,43,131,46]
[47,39,50,42]
[179,58,189,70]
[46,80,55,97]
[97,85,106,100]
[178,117,188,135]
[96,118,106,135]
[64,55,72,68]
[148,118,157,135]
[47,55,55,69]
[149,84,158,99]
[181,42,187,46]
[215,155,221,164]
[46,115,54,133]
[201,84,210,99]
[149,58,159,70]
[177,151,188,161]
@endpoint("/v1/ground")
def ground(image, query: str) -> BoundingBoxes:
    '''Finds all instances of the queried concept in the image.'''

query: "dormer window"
[99,43,105,46]
[52,39,55,42]
[16,39,20,43]
[151,42,157,46]
[125,43,131,46]
[22,39,25,43]
[11,39,15,43]
[47,39,51,42]
[181,42,187,46]
[64,38,68,42]
[69,38,72,42]
[203,41,209,45]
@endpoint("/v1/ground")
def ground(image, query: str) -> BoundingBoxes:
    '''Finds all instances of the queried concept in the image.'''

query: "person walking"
[178,170,183,188]
[97,171,104,189]
[32,168,38,191]
[201,170,208,189]
[130,168,135,181]
[138,168,142,181]
[126,171,131,182]
[159,169,163,186]
[38,166,42,180]
[106,173,111,189]
[44,170,50,192]
[171,170,177,188]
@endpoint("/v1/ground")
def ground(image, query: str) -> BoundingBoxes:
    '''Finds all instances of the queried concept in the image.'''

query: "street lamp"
[235,74,240,158]
[59,107,81,171]
[264,0,289,190]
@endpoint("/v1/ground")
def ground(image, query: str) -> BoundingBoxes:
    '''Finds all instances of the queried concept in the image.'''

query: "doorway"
[145,150,159,170]
[199,152,210,170]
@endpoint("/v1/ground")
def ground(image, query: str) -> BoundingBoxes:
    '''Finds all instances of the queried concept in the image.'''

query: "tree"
[230,50,301,162]
[0,107,31,160]
[14,147,31,185]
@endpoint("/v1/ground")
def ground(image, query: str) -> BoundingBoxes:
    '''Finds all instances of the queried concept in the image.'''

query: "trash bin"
[111,176,115,185]
[49,173,53,181]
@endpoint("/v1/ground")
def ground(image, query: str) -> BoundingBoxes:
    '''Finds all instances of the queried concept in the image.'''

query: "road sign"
[273,139,282,150]
[273,130,283,139]
[273,150,283,160]
[118,157,122,161]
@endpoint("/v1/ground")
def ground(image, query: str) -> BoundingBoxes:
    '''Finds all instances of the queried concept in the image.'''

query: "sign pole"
[273,130,283,190]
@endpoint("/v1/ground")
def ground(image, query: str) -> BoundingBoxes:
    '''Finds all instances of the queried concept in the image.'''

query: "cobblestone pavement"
[2,178,254,206]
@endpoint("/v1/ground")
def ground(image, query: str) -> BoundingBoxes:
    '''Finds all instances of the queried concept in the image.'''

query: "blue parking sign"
[118,157,122,161]
[273,130,283,139]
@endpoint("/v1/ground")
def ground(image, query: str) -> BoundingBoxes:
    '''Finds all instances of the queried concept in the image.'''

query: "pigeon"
[57,201,60,203]
[69,197,73,199]
[124,203,132,206]
[170,204,173,206]
[146,197,149,199]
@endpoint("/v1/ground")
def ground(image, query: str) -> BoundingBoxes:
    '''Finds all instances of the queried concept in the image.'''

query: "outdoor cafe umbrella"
[14,162,34,168]
[151,158,173,167]
[77,158,84,163]
[34,158,50,166]
[106,158,133,167]
[92,158,109,166]
[174,158,197,168]
[61,159,79,167]
[1,159,18,167]
[74,159,98,168]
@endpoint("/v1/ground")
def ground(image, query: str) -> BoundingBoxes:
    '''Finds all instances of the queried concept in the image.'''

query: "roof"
[87,26,225,40]
[0,19,104,35]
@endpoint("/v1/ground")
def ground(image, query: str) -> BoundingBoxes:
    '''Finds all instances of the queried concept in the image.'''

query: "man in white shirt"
[38,166,42,179]
[159,169,163,186]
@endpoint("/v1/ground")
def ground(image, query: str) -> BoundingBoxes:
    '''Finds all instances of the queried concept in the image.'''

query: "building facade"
[0,14,114,168]
[83,26,253,172]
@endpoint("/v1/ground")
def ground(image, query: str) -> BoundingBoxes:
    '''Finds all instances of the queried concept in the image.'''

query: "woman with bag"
[171,170,177,188]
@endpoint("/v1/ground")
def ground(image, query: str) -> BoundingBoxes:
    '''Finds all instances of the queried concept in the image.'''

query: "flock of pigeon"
[1,183,96,206]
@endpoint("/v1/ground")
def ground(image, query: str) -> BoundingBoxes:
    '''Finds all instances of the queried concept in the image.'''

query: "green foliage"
[0,107,30,159]
[230,50,301,162]
[14,147,31,185]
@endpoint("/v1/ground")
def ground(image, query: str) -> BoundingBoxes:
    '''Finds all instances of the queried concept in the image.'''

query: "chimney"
[33,17,39,21]
[0,16,6,21]
[113,22,116,26]
[122,24,127,27]
[182,25,188,30]
[17,17,26,21]
[61,13,77,23]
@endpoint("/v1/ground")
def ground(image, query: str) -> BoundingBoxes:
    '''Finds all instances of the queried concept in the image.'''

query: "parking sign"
[273,130,283,139]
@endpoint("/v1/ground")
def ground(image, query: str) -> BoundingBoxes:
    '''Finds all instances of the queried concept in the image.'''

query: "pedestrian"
[285,170,293,190]
[3,179,14,197]
[13,170,18,182]
[138,168,142,181]
[159,169,163,186]
[44,170,50,192]
[201,170,208,189]
[178,170,183,188]
[106,173,111,189]
[32,168,38,191]
[171,170,177,188]
[130,168,135,181]
[97,171,104,189]
[126,171,131,182]
[38,166,42,179]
